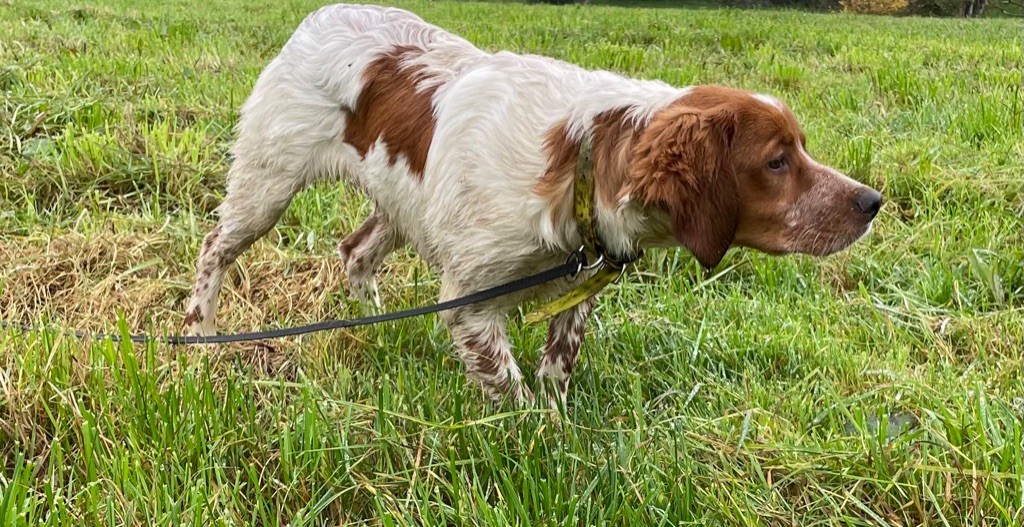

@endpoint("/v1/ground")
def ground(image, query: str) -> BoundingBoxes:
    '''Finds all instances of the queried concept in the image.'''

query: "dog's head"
[627,86,881,268]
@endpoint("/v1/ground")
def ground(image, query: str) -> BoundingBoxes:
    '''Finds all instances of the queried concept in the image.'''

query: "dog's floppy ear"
[628,104,739,269]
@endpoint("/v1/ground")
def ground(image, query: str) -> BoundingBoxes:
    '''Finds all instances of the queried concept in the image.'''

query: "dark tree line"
[533,0,1023,16]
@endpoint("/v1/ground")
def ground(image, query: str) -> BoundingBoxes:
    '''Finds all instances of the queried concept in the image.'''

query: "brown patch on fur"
[182,306,202,327]
[591,108,643,208]
[342,45,437,179]
[337,213,380,262]
[533,108,644,226]
[533,119,581,226]
[540,297,594,377]
[462,332,504,380]
[628,102,739,269]
[544,332,575,373]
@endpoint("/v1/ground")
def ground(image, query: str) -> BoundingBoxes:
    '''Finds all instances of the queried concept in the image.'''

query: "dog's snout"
[855,188,882,219]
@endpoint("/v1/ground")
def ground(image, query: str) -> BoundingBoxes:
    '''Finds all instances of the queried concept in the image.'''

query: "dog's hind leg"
[337,208,403,308]
[183,162,302,336]
[536,296,596,412]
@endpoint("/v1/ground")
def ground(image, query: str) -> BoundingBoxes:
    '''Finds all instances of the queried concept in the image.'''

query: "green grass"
[1,0,1022,525]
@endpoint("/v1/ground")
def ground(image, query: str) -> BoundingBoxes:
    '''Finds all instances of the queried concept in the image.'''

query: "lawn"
[1,0,1022,525]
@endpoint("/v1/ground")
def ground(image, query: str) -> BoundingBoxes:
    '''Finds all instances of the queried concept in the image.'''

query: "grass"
[1,0,1022,524]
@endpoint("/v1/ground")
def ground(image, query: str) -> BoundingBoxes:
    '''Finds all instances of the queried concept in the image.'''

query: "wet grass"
[1,0,1022,525]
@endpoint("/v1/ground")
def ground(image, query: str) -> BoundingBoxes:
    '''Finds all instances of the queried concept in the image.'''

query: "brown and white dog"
[184,4,881,407]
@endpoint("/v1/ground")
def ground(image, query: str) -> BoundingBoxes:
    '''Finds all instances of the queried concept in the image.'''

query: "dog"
[183,4,882,407]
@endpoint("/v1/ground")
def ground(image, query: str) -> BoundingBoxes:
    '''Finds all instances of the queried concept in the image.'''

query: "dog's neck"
[555,94,694,262]
[594,198,678,260]
[585,112,679,260]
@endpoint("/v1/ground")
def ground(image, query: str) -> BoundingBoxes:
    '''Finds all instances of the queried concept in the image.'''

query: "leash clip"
[567,246,605,279]
[567,246,586,278]
[582,253,605,272]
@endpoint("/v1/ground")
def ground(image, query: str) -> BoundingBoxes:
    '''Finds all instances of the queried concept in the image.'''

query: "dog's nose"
[855,188,882,219]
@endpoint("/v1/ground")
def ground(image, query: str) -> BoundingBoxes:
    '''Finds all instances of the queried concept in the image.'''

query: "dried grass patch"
[0,226,396,378]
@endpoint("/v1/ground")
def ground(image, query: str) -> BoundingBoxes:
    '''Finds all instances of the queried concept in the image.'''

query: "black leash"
[1,251,587,345]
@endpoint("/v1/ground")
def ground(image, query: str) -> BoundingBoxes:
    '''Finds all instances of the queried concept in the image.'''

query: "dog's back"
[229,4,486,188]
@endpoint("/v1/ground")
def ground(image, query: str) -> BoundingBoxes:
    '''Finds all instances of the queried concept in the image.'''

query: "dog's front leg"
[536,296,596,412]
[446,308,532,405]
[439,276,532,405]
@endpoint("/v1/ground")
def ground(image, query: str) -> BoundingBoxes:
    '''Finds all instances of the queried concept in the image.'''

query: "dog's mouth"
[736,219,872,257]
[788,221,874,257]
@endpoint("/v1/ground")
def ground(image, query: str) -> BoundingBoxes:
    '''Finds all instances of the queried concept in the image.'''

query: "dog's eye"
[767,157,787,172]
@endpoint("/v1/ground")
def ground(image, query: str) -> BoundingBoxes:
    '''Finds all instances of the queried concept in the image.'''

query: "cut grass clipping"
[2,0,1022,525]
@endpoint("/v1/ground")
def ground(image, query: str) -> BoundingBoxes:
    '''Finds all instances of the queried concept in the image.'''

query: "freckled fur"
[183,4,880,407]
[537,297,596,410]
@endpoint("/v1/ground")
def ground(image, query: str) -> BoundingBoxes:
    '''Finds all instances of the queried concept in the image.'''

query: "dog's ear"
[627,104,738,269]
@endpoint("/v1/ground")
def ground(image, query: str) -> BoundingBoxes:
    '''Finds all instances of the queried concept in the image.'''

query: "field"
[1,0,1022,524]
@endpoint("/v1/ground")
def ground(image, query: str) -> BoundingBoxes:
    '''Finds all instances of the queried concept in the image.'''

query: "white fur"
[754,92,783,110]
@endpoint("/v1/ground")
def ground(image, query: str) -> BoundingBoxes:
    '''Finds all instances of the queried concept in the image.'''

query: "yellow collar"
[524,138,639,325]
[573,136,601,258]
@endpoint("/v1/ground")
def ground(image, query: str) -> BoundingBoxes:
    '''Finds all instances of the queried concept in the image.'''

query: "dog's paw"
[347,275,382,310]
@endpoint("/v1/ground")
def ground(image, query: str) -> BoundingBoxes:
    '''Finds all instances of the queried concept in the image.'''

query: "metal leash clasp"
[567,245,605,280]
[598,248,642,282]
[582,253,605,271]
